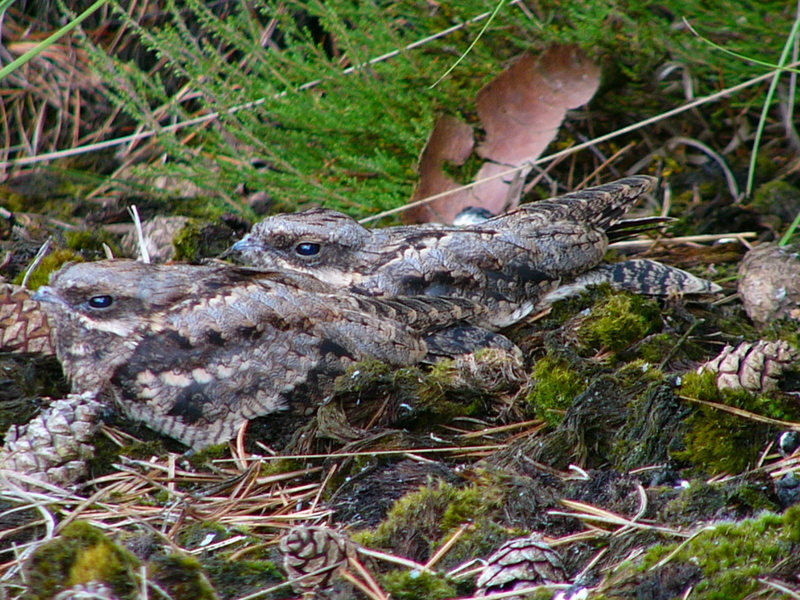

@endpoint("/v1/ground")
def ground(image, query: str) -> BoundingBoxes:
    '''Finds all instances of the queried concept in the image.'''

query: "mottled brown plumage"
[33,260,488,449]
[233,176,721,327]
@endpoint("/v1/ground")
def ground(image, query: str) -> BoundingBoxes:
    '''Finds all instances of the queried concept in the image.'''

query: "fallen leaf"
[477,44,601,165]
[405,114,475,223]
[406,44,600,224]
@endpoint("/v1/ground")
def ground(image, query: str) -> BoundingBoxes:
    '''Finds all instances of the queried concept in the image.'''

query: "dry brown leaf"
[477,44,601,165]
[407,44,600,224]
[405,115,475,223]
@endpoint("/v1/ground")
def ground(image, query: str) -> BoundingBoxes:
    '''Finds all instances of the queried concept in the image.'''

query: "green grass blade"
[0,0,108,81]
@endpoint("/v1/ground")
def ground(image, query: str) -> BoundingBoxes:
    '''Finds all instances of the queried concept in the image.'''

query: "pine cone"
[0,283,55,355]
[53,582,120,600]
[698,340,800,393]
[0,392,102,489]
[475,533,567,597]
[279,526,356,596]
[120,215,190,263]
[738,243,800,328]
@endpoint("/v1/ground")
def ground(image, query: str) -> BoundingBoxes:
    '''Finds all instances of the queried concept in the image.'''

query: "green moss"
[64,229,121,258]
[23,521,140,599]
[194,556,284,599]
[257,457,307,478]
[677,408,761,475]
[640,511,796,599]
[332,357,505,429]
[614,359,664,387]
[760,320,800,350]
[172,220,209,263]
[354,479,504,566]
[184,443,231,470]
[783,505,800,543]
[156,526,283,598]
[679,370,723,402]
[580,292,662,353]
[148,555,219,600]
[172,219,240,263]
[662,480,777,527]
[677,371,800,474]
[751,179,800,233]
[637,333,676,365]
[547,286,601,327]
[528,356,588,425]
[13,250,83,290]
[380,569,458,600]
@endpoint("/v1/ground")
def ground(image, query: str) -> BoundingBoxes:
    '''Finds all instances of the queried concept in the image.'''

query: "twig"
[649,525,717,570]
[20,237,52,288]
[758,578,800,599]
[679,396,800,430]
[450,584,570,599]
[424,523,470,569]
[609,231,756,249]
[658,319,702,370]
[356,547,433,573]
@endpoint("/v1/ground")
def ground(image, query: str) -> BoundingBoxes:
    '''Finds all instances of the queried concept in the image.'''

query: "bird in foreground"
[32,260,490,449]
[232,176,721,328]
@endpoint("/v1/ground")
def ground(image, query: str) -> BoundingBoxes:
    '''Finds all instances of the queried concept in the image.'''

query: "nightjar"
[232,176,721,328]
[32,259,489,449]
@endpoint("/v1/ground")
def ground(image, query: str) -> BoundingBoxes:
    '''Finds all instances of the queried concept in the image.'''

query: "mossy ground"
[23,522,141,600]
[635,508,800,600]
[677,371,800,475]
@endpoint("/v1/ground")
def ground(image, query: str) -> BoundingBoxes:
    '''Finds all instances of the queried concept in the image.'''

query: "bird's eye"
[295,242,321,257]
[87,295,114,309]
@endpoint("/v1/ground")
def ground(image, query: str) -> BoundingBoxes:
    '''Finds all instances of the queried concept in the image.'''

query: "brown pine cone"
[53,582,120,600]
[0,392,102,489]
[279,526,357,596]
[0,283,55,355]
[738,243,800,329]
[698,340,800,393]
[475,533,567,597]
[120,215,190,263]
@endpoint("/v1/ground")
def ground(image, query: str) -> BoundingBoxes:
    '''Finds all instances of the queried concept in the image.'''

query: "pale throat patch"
[293,265,358,287]
[77,313,137,337]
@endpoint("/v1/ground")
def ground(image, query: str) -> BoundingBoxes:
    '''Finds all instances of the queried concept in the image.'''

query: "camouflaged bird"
[32,259,491,449]
[232,176,721,327]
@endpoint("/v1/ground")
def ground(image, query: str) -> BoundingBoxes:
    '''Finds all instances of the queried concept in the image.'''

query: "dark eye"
[88,295,114,309]
[295,242,321,257]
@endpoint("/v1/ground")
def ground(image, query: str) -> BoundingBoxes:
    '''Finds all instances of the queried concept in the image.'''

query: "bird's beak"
[31,286,67,308]
[31,286,56,303]
[231,235,260,253]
